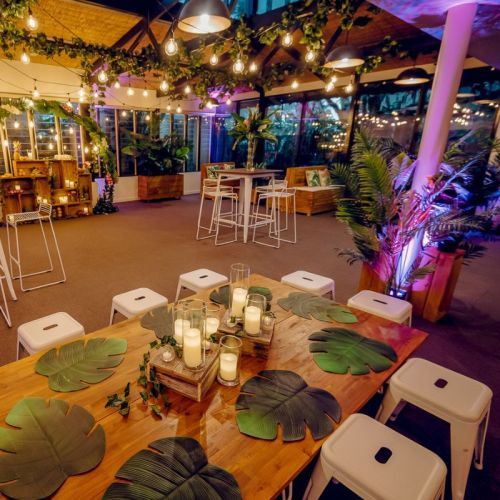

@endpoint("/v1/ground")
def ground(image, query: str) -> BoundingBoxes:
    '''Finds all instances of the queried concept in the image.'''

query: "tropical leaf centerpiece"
[35,337,128,392]
[103,437,241,499]
[308,328,398,375]
[236,370,341,442]
[141,305,174,339]
[0,398,105,499]
[277,292,357,323]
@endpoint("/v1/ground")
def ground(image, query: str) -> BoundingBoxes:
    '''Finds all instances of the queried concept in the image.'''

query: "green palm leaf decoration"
[236,370,341,442]
[210,285,272,310]
[0,397,105,499]
[35,337,128,392]
[277,292,357,323]
[103,437,241,499]
[308,328,398,375]
[141,305,174,339]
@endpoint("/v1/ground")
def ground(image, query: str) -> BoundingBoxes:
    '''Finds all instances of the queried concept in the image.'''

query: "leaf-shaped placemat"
[35,337,128,392]
[141,305,173,339]
[0,397,105,499]
[103,437,241,499]
[210,285,272,310]
[308,328,398,375]
[278,292,357,323]
[236,370,341,442]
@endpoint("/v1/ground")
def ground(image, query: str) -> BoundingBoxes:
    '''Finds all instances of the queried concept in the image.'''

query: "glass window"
[5,112,32,160]
[136,111,151,135]
[211,115,234,163]
[34,112,57,159]
[117,109,135,176]
[173,114,185,139]
[60,116,83,165]
[97,108,116,177]
[256,0,298,14]
[186,115,199,172]
[159,113,171,137]
[199,115,212,165]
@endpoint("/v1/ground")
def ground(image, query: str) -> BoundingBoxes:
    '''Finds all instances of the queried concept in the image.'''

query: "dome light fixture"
[165,37,178,56]
[26,11,38,31]
[20,50,30,65]
[97,69,108,84]
[209,53,219,66]
[178,0,231,34]
[160,79,169,92]
[282,32,293,47]
[324,45,364,69]
[233,58,244,74]
[394,67,430,86]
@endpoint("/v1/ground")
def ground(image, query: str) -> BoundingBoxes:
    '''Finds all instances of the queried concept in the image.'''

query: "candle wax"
[183,328,202,368]
[219,352,238,381]
[174,318,189,345]
[245,305,262,335]
[205,317,220,337]
[231,287,247,318]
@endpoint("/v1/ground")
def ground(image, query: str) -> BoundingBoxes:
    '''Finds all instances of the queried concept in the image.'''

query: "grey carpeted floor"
[0,196,498,499]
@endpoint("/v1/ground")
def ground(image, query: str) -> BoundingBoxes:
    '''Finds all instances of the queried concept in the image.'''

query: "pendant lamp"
[394,67,430,85]
[324,44,364,69]
[178,0,231,34]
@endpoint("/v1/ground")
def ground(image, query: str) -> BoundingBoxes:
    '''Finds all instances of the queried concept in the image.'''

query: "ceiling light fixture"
[166,103,172,111]
[13,119,20,129]
[127,85,135,96]
[233,58,244,74]
[26,11,38,31]
[282,32,293,47]
[305,50,316,63]
[225,97,232,105]
[394,67,430,86]
[143,88,149,97]
[184,84,192,95]
[165,37,178,56]
[205,97,219,109]
[178,0,231,34]
[324,45,364,69]
[209,53,219,65]
[78,85,85,98]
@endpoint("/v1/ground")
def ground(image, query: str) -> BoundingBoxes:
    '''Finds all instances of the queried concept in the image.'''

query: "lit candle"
[174,318,189,345]
[205,317,220,338]
[183,328,202,368]
[244,305,261,335]
[14,184,21,191]
[231,287,247,317]
[219,352,238,381]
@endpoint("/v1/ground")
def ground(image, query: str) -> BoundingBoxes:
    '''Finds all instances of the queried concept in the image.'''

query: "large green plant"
[229,109,277,169]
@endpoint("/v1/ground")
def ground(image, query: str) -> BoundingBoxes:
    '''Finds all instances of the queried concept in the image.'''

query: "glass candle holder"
[261,312,276,335]
[205,303,222,347]
[182,299,206,371]
[217,335,242,386]
[244,293,266,336]
[173,301,189,346]
[229,263,250,320]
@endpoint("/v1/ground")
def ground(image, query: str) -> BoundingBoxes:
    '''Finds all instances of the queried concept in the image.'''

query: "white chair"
[304,413,447,500]
[281,270,335,299]
[376,358,492,500]
[175,268,228,302]
[109,287,168,325]
[17,312,85,359]
[348,289,412,325]
[6,202,66,292]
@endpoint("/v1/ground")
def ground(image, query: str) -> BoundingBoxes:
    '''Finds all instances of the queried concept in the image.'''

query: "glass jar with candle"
[244,293,266,337]
[182,299,206,371]
[173,301,189,346]
[229,263,250,320]
[217,335,242,386]
[205,303,221,348]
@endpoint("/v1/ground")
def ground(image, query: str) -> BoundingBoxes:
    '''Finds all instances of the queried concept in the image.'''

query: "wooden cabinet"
[138,174,183,201]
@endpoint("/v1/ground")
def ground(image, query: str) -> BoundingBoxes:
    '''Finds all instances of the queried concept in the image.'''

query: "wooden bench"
[285,166,343,216]
[200,162,238,195]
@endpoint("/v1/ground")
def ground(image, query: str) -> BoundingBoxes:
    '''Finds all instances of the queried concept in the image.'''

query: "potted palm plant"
[122,133,189,201]
[229,108,277,170]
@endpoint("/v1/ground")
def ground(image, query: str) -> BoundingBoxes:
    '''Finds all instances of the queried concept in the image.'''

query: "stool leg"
[175,280,182,302]
[0,277,12,327]
[450,420,478,500]
[48,218,66,283]
[109,307,116,326]
[304,455,334,500]
[474,406,490,470]
[0,237,17,301]
[16,335,20,360]
[39,218,54,272]
[375,384,403,424]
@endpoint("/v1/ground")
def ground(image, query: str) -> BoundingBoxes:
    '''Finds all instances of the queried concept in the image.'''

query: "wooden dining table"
[0,275,428,499]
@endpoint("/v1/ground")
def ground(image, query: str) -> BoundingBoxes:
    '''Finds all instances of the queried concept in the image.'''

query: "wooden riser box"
[138,175,183,201]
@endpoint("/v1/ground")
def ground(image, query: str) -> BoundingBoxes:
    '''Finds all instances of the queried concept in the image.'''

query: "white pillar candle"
[219,352,238,381]
[231,287,247,317]
[14,184,21,191]
[244,305,262,335]
[205,317,220,337]
[174,319,189,345]
[183,328,202,368]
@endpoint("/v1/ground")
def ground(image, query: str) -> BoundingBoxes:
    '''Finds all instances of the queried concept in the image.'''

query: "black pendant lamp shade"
[324,44,364,69]
[394,67,430,85]
[178,0,231,34]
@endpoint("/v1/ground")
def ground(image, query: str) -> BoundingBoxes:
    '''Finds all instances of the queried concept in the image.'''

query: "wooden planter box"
[138,174,183,201]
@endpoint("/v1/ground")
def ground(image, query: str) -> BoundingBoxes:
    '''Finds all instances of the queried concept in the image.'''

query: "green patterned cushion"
[318,169,332,186]
[207,165,220,179]
[305,169,321,187]
[223,163,235,170]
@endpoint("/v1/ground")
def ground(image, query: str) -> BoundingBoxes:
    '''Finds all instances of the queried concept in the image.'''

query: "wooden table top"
[0,275,427,499]
[215,168,282,176]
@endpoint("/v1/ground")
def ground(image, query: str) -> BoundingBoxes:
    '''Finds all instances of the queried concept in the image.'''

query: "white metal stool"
[0,237,17,327]
[304,413,447,500]
[17,312,85,359]
[109,287,168,325]
[251,187,282,248]
[6,202,66,292]
[376,358,492,500]
[281,270,335,299]
[348,290,412,325]
[175,268,228,302]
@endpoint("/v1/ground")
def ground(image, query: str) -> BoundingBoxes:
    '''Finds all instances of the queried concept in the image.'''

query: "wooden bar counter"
[0,275,427,499]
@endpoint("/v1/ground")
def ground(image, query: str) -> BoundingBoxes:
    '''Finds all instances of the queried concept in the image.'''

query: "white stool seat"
[281,270,335,298]
[175,268,228,301]
[110,287,167,325]
[377,358,492,500]
[348,290,412,325]
[306,413,446,500]
[18,312,84,357]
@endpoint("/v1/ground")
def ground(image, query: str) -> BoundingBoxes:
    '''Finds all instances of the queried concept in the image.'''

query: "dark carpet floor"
[0,196,498,499]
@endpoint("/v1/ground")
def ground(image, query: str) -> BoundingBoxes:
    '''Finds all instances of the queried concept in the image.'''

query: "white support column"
[412,1,478,190]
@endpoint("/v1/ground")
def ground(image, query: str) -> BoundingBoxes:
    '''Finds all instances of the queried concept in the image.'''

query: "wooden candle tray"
[151,346,220,402]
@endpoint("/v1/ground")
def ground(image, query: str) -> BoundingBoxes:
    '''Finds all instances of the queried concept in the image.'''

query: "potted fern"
[229,108,277,170]
[331,130,498,320]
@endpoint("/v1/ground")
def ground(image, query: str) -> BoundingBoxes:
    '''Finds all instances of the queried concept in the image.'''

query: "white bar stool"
[6,202,66,292]
[175,268,228,302]
[376,358,492,500]
[109,287,168,325]
[251,188,282,248]
[304,413,447,500]
[0,237,17,327]
[17,312,85,359]
[348,290,412,325]
[281,270,335,299]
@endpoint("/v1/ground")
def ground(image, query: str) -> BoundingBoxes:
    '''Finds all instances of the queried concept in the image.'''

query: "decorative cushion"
[207,165,220,179]
[305,169,321,187]
[318,169,332,186]
[223,163,235,170]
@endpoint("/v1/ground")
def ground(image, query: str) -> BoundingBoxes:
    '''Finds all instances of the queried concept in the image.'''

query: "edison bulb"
[97,69,108,83]
[233,58,244,74]
[143,88,149,97]
[26,13,38,31]
[160,80,169,92]
[291,79,299,90]
[209,53,219,66]
[145,114,151,121]
[282,32,293,47]
[249,61,257,73]
[20,51,30,65]
[127,86,135,96]
[121,110,127,117]
[13,120,20,129]
[165,37,178,56]
[69,127,74,135]
[78,86,85,98]
[305,50,316,63]
[206,100,214,110]
[226,97,232,105]
[93,91,99,98]
[166,104,172,111]
[345,83,354,94]
[184,85,191,95]
[32,87,40,98]
[79,96,85,103]
[325,81,334,92]
[331,74,338,84]
[176,105,182,113]
[114,81,120,89]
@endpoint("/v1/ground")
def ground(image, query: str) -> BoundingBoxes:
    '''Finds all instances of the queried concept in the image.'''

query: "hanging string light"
[166,103,172,111]
[143,86,149,98]
[93,89,99,99]
[78,84,85,98]
[160,79,169,92]
[184,84,192,95]
[205,97,219,109]
[233,58,244,74]
[345,77,354,94]
[97,69,108,83]
[127,85,135,96]
[66,94,72,107]
[13,119,20,129]
[26,10,38,31]
[209,53,219,65]
[176,104,182,113]
[32,81,40,98]
[282,32,293,47]
[249,61,258,73]
[225,96,232,105]
[165,37,178,56]
[305,50,316,63]
[291,79,299,90]
[69,126,74,135]
[121,110,127,117]
[145,113,151,121]
[114,80,121,89]
[20,49,30,65]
